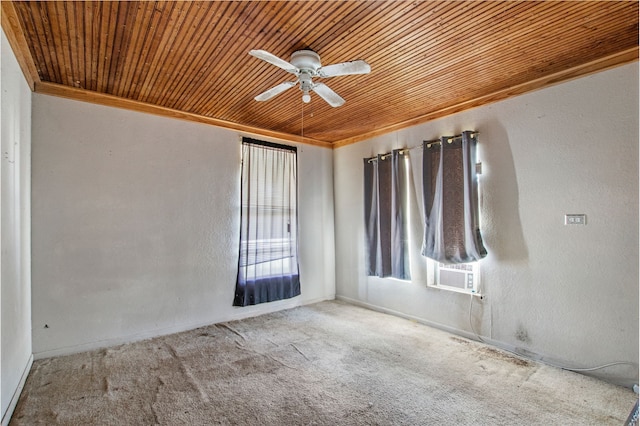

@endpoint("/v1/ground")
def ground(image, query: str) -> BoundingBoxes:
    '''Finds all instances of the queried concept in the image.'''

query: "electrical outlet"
[564,214,586,225]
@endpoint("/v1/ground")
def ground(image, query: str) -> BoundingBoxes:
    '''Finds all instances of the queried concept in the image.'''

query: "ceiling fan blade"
[249,50,298,74]
[254,81,296,102]
[318,60,371,78]
[312,83,345,107]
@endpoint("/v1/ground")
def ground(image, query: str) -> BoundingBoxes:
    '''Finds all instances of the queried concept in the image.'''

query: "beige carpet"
[11,301,637,425]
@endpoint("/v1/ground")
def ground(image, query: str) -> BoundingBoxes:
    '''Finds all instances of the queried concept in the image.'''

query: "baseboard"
[2,354,33,426]
[34,295,333,360]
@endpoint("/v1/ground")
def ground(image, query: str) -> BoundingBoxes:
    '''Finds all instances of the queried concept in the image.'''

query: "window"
[416,131,485,295]
[234,138,300,307]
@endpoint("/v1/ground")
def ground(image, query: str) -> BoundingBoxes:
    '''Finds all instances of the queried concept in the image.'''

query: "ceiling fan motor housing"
[291,50,321,75]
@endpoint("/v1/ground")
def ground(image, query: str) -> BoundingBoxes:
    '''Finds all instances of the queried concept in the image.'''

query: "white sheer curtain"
[409,131,487,264]
[234,138,300,306]
[363,149,411,279]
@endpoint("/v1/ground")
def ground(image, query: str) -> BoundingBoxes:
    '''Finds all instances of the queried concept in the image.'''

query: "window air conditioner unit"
[436,263,476,291]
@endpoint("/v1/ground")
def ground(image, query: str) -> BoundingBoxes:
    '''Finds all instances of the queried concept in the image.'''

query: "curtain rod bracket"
[423,131,479,146]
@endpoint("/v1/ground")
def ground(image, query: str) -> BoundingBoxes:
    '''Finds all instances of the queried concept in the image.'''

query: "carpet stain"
[449,336,471,345]
[477,346,531,367]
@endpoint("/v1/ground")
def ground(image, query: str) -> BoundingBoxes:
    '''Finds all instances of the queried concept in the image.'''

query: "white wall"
[1,29,33,424]
[31,95,335,358]
[333,62,639,387]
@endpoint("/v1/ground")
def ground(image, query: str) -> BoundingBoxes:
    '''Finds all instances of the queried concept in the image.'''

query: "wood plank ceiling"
[2,1,638,148]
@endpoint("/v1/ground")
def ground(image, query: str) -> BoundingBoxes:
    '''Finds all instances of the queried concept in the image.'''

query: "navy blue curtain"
[413,131,487,264]
[364,150,411,279]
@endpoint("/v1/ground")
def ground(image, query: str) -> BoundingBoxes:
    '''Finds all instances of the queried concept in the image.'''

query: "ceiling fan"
[249,49,371,107]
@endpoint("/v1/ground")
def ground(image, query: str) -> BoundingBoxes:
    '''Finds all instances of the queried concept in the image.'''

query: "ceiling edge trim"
[34,82,332,149]
[1,1,41,91]
[332,47,639,149]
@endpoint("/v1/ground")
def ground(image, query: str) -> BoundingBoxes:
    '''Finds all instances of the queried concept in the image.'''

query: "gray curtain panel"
[364,150,411,279]
[410,131,487,264]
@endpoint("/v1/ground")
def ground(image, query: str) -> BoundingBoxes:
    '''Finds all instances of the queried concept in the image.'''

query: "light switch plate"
[564,214,586,225]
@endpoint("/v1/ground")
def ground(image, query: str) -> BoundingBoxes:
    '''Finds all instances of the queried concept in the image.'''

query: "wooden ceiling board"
[4,0,638,147]
[316,2,637,140]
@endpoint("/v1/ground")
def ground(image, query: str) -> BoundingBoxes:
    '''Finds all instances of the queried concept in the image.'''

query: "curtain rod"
[366,131,479,163]
[424,131,478,146]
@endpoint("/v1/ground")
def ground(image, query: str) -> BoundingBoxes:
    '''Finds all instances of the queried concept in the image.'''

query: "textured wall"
[1,29,33,421]
[333,63,639,387]
[31,95,335,357]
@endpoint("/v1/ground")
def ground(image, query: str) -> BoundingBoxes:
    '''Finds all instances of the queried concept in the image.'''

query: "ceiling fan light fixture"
[302,92,311,103]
